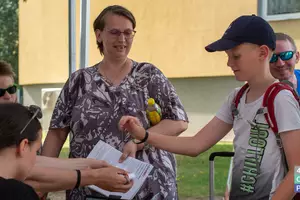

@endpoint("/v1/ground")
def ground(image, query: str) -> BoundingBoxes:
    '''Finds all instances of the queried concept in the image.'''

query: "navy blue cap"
[205,15,276,52]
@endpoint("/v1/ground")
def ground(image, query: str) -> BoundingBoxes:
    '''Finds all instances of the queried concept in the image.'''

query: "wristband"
[74,170,81,189]
[132,131,149,144]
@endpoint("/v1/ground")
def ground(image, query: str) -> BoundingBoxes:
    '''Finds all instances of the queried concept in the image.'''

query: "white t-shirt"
[216,87,300,200]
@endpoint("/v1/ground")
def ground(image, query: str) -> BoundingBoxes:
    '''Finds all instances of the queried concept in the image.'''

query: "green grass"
[59,147,70,158]
[44,131,233,198]
[177,144,233,198]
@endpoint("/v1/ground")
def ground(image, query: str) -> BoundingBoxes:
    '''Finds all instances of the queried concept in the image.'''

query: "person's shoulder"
[295,69,300,77]
[276,88,297,99]
[1,178,33,191]
[67,63,98,84]
[69,63,98,78]
[216,86,244,109]
[294,69,300,74]
[228,86,245,101]
[133,60,163,74]
[0,177,25,187]
[274,87,299,107]
[0,178,39,199]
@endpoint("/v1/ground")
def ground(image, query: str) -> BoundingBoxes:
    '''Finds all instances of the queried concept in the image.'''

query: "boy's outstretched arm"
[119,116,232,157]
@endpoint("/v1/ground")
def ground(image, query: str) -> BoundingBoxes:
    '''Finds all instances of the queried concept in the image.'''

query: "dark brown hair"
[275,32,297,51]
[0,103,42,150]
[0,60,15,79]
[93,5,136,55]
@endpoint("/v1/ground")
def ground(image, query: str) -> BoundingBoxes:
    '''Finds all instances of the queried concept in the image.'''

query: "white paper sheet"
[87,140,153,200]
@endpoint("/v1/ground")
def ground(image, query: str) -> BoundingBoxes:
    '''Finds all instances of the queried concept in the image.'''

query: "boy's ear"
[258,45,271,61]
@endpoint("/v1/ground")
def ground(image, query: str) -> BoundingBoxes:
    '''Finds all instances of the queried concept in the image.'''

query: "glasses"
[106,29,136,39]
[270,51,295,63]
[0,84,17,97]
[20,105,42,135]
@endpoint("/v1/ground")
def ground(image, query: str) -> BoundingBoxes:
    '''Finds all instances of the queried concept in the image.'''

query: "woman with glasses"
[42,5,188,200]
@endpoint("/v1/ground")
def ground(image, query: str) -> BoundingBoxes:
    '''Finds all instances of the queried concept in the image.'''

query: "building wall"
[19,0,260,85]
[270,19,300,46]
[19,0,300,140]
[18,0,300,85]
[170,76,242,139]
[19,0,72,85]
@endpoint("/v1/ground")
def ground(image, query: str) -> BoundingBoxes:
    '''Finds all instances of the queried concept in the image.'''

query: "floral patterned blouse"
[50,60,188,200]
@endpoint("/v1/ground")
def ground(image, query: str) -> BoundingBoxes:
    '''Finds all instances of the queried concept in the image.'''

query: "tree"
[0,0,18,82]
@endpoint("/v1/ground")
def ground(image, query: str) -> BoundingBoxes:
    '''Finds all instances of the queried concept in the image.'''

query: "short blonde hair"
[275,32,297,51]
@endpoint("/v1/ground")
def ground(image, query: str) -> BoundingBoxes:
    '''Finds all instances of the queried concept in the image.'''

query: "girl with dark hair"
[0,60,133,199]
[0,103,42,200]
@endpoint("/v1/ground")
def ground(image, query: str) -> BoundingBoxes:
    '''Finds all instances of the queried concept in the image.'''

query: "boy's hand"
[119,116,145,140]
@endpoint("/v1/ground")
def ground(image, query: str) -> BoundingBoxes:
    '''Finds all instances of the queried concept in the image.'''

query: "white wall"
[170,76,242,141]
[23,83,64,130]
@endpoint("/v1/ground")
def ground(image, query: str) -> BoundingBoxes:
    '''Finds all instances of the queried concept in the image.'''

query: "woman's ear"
[16,139,29,157]
[95,29,102,43]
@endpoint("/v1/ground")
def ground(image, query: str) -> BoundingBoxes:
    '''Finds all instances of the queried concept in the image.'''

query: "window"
[258,0,300,21]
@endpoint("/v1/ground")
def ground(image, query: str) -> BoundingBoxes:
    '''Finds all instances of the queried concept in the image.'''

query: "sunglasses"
[0,84,18,97]
[270,51,295,63]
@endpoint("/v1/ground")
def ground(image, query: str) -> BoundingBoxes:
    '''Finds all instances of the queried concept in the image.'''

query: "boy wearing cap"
[118,15,300,200]
[225,31,300,200]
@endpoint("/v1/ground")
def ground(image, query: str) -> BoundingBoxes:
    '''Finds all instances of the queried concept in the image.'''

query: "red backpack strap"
[262,82,300,194]
[232,83,249,118]
[262,82,299,134]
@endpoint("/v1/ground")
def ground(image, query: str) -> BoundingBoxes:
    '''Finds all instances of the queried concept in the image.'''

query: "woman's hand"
[119,116,146,141]
[87,159,110,169]
[91,166,133,193]
[119,141,138,163]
